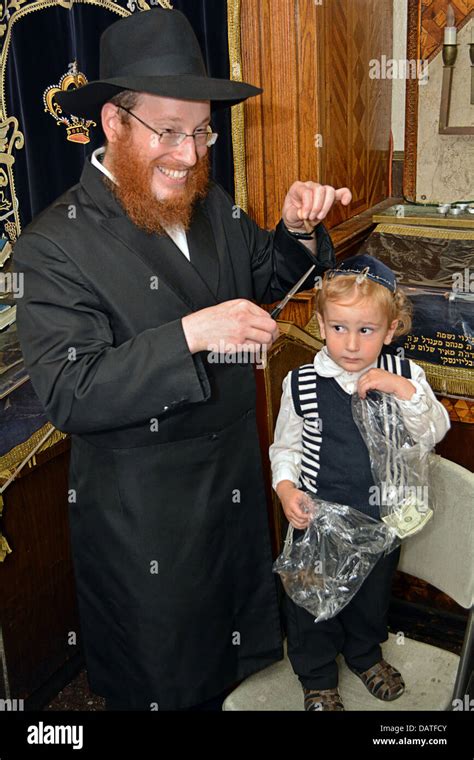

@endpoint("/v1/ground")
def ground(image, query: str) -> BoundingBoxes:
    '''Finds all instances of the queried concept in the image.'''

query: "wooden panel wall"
[240,0,393,230]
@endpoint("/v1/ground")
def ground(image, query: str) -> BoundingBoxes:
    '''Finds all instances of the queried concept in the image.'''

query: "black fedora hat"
[55,8,262,120]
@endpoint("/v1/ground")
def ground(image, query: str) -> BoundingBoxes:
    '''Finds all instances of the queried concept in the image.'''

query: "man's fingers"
[297,187,315,220]
[235,300,278,333]
[306,185,326,221]
[243,327,276,346]
[296,185,352,226]
[246,312,278,334]
[244,299,271,316]
[335,187,352,206]
[313,186,336,221]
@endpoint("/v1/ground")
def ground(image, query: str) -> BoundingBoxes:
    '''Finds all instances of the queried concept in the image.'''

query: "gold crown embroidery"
[43,61,96,144]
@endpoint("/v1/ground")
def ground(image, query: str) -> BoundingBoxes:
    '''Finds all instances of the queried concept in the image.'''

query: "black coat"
[13,157,335,709]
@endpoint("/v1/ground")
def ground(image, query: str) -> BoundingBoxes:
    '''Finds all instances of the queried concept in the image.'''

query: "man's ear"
[101,102,122,144]
[383,318,399,345]
[316,311,326,340]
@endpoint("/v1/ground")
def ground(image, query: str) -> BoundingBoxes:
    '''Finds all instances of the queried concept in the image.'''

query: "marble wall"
[416,21,474,203]
[392,0,408,152]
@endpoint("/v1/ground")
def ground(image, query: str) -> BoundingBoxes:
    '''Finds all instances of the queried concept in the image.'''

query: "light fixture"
[438,4,474,135]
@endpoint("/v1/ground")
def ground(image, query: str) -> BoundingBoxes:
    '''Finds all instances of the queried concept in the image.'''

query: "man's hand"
[182,299,279,355]
[276,480,315,530]
[357,368,416,401]
[282,181,352,231]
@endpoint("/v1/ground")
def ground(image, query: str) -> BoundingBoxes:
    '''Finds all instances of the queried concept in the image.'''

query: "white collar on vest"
[314,346,378,395]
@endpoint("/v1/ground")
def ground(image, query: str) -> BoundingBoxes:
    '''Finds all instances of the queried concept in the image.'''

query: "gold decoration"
[373,223,474,241]
[0,191,11,213]
[4,220,17,242]
[0,532,12,562]
[411,359,474,399]
[0,116,23,236]
[0,423,67,489]
[227,0,248,213]
[44,60,97,143]
[127,0,172,8]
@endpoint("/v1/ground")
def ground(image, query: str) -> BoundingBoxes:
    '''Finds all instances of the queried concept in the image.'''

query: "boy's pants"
[284,541,401,690]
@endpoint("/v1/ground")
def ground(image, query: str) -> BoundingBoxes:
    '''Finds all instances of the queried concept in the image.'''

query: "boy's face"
[317,297,399,373]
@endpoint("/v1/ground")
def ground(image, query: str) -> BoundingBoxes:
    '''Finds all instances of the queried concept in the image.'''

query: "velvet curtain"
[5,1,234,230]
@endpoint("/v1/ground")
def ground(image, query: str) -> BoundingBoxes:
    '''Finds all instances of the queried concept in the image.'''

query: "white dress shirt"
[91,146,191,261]
[269,345,451,491]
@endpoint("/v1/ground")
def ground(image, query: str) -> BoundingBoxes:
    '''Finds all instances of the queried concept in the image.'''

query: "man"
[14,9,351,710]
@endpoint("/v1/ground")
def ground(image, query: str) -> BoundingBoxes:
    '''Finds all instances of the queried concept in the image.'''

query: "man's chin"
[151,169,189,199]
[107,149,210,234]
[151,182,188,202]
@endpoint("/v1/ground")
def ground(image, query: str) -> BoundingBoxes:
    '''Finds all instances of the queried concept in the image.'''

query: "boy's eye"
[332,325,344,332]
[360,327,373,335]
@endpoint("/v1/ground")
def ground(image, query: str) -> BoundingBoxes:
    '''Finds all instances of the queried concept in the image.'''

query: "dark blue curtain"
[6,1,234,230]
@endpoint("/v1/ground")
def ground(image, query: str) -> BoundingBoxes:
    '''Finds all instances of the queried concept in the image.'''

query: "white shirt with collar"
[91,146,191,261]
[269,345,451,491]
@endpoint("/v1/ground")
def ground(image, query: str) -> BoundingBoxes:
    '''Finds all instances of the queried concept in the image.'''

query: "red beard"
[104,135,210,235]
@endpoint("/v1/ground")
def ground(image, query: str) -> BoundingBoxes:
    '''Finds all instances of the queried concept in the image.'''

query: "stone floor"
[45,671,105,712]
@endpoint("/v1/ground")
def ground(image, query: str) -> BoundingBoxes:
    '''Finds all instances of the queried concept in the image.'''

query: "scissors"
[270,263,316,319]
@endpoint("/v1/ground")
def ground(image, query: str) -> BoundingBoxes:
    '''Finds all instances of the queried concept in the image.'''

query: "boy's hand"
[357,368,416,401]
[276,480,315,530]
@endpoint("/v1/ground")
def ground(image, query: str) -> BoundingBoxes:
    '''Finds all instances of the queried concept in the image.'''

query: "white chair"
[223,455,473,711]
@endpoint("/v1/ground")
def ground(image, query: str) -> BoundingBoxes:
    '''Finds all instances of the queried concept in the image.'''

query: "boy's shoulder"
[291,361,316,374]
[377,350,413,379]
[287,362,318,384]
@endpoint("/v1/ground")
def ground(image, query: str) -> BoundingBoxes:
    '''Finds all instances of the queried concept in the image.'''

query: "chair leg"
[452,606,474,704]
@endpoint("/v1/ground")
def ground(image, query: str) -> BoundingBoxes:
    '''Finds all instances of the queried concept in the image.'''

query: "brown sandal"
[303,687,344,711]
[348,659,405,701]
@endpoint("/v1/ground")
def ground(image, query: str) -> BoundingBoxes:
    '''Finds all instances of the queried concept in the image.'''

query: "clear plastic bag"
[351,390,434,539]
[273,497,398,622]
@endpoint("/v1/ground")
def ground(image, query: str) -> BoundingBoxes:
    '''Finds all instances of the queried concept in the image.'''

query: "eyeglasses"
[117,106,218,148]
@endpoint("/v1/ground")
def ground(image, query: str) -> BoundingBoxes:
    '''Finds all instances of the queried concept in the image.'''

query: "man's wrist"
[181,315,201,354]
[283,221,316,239]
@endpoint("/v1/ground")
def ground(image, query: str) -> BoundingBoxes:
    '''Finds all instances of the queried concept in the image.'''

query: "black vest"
[290,352,412,520]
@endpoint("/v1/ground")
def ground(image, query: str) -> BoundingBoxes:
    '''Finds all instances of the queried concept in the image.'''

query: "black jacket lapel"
[80,157,218,312]
[186,200,220,299]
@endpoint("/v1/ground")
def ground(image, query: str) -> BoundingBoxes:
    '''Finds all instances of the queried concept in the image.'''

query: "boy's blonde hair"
[315,272,412,338]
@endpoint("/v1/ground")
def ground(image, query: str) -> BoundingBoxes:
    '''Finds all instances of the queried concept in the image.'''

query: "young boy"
[269,254,450,711]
